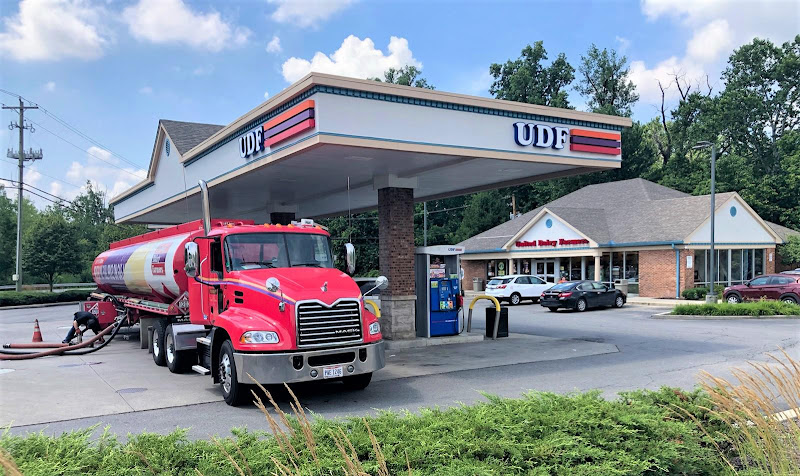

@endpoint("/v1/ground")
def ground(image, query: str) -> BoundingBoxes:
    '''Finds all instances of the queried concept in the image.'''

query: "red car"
[723,274,800,304]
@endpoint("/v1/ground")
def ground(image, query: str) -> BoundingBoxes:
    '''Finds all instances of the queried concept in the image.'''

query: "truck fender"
[168,323,208,351]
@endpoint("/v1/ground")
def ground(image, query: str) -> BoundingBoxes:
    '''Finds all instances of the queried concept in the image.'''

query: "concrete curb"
[627,301,681,308]
[0,301,82,310]
[651,310,799,320]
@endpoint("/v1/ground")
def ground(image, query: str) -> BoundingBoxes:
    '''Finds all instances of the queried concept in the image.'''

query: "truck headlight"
[240,331,279,344]
[368,322,380,335]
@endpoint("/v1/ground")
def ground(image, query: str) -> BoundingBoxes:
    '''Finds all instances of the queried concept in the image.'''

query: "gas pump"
[415,245,465,337]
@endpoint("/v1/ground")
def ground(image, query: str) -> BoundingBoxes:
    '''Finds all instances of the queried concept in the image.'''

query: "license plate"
[323,365,343,379]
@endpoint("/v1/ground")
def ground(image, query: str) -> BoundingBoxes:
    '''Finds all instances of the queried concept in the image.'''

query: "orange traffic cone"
[32,319,43,342]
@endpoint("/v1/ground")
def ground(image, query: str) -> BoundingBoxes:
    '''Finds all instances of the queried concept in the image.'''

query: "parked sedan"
[485,274,552,305]
[540,280,626,312]
[723,274,800,304]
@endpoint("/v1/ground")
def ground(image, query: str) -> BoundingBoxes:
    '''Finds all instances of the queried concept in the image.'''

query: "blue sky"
[0,0,797,208]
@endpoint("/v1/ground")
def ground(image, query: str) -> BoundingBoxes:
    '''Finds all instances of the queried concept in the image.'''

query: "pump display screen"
[225,233,334,270]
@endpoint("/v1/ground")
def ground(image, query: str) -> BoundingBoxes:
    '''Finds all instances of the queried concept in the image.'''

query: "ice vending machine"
[415,245,465,337]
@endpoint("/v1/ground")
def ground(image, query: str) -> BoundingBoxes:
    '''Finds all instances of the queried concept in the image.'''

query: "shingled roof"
[458,178,795,251]
[160,120,225,156]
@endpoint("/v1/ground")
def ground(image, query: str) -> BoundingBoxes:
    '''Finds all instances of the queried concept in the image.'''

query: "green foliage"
[672,301,800,316]
[371,65,434,89]
[781,235,800,266]
[451,190,509,244]
[22,213,82,291]
[489,41,575,108]
[576,44,639,116]
[682,285,725,300]
[0,388,728,475]
[0,289,92,307]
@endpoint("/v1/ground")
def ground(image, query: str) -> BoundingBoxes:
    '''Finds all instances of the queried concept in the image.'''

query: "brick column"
[462,260,485,290]
[766,248,776,274]
[378,187,416,339]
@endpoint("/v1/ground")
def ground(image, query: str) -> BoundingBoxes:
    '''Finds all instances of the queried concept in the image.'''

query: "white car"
[485,274,553,305]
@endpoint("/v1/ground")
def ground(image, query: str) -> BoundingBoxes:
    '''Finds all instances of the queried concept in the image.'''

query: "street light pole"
[693,141,718,303]
[707,144,717,303]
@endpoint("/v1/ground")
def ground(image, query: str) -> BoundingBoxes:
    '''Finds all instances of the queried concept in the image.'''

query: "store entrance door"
[534,260,557,283]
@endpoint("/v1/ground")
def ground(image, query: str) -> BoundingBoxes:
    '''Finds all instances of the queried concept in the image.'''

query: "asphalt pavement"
[1,301,798,440]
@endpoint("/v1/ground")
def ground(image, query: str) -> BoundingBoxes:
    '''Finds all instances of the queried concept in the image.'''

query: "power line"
[26,119,146,180]
[0,88,146,169]
[1,177,68,201]
[0,157,82,189]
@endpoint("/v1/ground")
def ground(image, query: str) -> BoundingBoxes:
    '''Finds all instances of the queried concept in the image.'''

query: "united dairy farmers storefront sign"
[513,122,621,156]
[238,100,316,158]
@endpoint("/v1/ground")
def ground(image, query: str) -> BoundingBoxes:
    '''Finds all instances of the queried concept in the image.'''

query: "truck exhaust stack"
[199,179,211,235]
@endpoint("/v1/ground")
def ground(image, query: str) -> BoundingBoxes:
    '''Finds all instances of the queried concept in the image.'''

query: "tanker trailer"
[87,181,387,405]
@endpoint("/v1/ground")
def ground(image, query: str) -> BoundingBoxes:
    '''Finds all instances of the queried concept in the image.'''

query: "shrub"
[682,285,725,300]
[0,386,728,475]
[0,289,92,307]
[672,300,800,316]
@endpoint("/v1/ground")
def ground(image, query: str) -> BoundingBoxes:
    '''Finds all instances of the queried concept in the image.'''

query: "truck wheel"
[219,340,248,406]
[342,372,372,391]
[165,325,190,373]
[152,320,167,367]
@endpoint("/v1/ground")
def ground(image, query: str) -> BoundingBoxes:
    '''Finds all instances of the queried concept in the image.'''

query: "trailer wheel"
[342,372,372,391]
[219,340,248,406]
[152,320,167,367]
[165,325,191,373]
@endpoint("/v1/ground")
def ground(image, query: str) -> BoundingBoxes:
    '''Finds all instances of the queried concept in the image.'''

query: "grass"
[672,300,800,316]
[3,358,798,475]
[0,289,91,307]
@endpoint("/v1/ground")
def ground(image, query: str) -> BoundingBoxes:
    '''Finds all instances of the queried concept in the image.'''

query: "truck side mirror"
[185,242,199,278]
[345,243,356,276]
[365,276,389,296]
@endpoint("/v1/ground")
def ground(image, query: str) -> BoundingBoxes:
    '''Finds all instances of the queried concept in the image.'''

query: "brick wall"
[461,260,485,290]
[638,249,678,298]
[766,247,776,274]
[378,187,415,296]
[680,249,695,294]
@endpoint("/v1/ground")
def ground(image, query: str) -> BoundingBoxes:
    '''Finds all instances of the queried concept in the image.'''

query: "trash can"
[614,279,629,296]
[472,277,484,292]
[485,307,508,338]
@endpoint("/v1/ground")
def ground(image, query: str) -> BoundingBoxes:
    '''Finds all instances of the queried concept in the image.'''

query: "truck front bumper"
[233,340,386,384]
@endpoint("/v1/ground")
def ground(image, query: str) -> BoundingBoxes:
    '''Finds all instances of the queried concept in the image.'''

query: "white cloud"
[0,0,110,61]
[139,86,153,95]
[266,35,282,53]
[686,19,732,63]
[631,0,798,107]
[192,65,213,76]
[123,0,251,52]
[268,0,354,28]
[281,35,420,83]
[44,81,56,92]
[615,36,631,53]
[264,91,270,99]
[60,146,146,201]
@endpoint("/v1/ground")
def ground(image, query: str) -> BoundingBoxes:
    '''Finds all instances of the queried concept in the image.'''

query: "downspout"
[672,244,680,298]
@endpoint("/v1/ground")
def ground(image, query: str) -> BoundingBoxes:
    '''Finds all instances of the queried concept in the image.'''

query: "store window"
[693,248,767,286]
[570,258,582,280]
[487,260,496,278]
[521,259,531,275]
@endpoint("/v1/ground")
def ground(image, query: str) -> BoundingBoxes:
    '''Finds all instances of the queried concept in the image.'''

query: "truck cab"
[177,219,385,405]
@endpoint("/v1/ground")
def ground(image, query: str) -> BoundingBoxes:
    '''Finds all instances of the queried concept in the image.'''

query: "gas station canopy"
[111,73,631,224]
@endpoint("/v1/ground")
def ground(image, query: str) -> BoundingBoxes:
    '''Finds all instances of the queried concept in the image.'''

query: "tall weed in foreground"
[686,349,800,475]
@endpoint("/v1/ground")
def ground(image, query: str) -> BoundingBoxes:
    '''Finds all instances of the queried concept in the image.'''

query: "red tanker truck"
[87,181,386,405]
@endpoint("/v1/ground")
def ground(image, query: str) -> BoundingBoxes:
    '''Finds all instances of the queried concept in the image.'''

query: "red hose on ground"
[3,342,69,349]
[0,324,115,360]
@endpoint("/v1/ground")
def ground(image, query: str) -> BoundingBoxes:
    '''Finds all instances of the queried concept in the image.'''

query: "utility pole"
[4,98,40,291]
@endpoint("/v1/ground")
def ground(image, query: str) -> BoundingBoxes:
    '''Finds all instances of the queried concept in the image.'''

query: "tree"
[718,35,800,175]
[780,235,800,267]
[489,41,575,108]
[450,191,509,243]
[22,213,81,291]
[576,44,639,117]
[0,187,15,283]
[372,65,435,89]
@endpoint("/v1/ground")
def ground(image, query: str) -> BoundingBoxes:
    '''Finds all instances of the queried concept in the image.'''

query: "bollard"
[466,295,502,340]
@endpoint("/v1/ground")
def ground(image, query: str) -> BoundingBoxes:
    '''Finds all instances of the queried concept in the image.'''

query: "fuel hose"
[0,315,128,360]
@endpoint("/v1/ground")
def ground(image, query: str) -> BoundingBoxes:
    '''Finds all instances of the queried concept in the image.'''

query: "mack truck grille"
[296,300,363,347]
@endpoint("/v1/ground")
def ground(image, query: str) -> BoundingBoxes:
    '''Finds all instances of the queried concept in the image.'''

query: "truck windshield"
[225,233,334,271]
